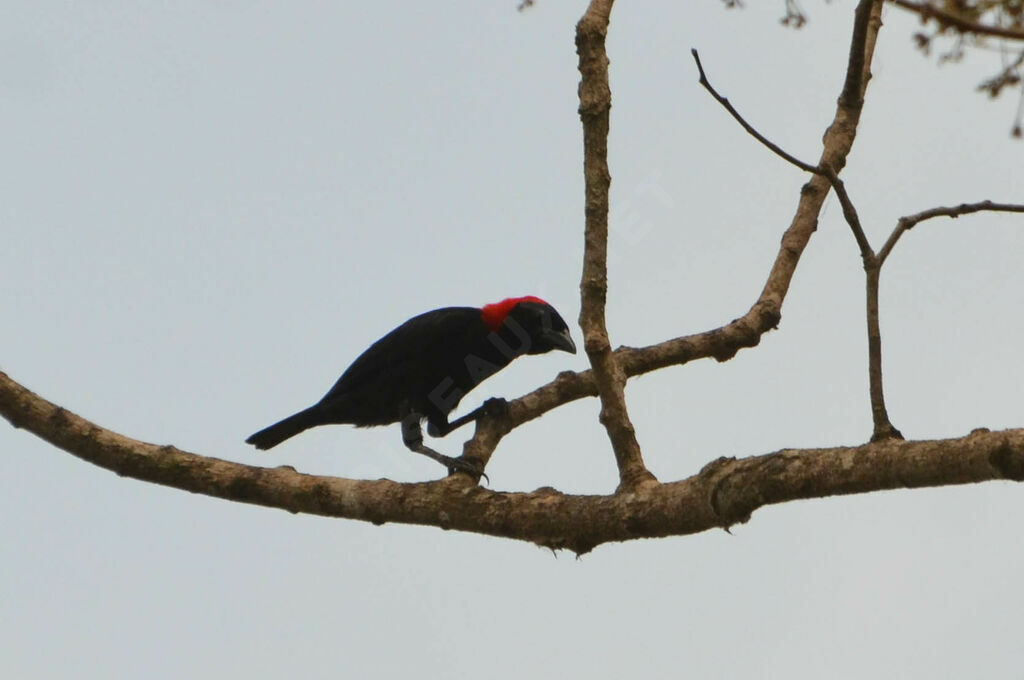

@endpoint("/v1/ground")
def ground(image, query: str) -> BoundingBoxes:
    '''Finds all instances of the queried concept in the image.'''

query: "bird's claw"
[482,397,509,418]
[447,457,489,484]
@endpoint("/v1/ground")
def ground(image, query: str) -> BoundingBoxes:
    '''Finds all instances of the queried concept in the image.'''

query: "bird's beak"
[544,327,577,354]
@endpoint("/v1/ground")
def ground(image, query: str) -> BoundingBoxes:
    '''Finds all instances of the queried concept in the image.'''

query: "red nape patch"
[480,295,548,332]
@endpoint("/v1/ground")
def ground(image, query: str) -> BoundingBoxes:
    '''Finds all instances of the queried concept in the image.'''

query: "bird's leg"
[427,398,509,438]
[401,414,487,482]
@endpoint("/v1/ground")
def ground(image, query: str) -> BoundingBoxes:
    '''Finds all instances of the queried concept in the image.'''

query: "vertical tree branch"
[756,0,882,317]
[865,265,902,441]
[866,200,1024,440]
[576,0,655,490]
[865,200,1024,439]
[693,1,897,443]
[838,0,881,110]
[838,1,899,440]
[789,0,900,441]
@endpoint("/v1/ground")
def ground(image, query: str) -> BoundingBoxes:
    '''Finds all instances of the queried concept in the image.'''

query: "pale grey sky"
[3,3,1023,678]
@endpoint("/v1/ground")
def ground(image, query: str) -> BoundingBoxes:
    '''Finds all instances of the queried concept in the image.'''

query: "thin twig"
[691,49,819,174]
[825,173,875,265]
[878,201,1024,265]
[891,0,1024,42]
[691,49,877,264]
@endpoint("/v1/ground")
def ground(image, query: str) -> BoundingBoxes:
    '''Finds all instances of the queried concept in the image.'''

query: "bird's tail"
[245,406,322,450]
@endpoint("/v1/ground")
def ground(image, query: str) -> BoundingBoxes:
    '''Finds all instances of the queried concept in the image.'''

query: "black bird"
[245,296,576,475]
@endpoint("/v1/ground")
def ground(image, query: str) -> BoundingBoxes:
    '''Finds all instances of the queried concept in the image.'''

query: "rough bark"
[575,0,655,490]
[462,0,887,465]
[4,1,1023,553]
[4,370,1023,554]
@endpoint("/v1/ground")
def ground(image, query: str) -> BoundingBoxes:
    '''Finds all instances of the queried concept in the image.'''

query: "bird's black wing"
[321,306,485,402]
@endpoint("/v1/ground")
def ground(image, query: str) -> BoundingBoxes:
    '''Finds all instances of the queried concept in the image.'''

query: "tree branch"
[691,49,877,266]
[4,369,1023,555]
[864,266,902,441]
[693,2,903,441]
[690,49,819,174]
[828,175,876,265]
[3,0,1022,571]
[575,0,655,490]
[729,0,880,311]
[878,200,1024,265]
[858,199,1024,438]
[841,0,883,110]
[464,0,889,467]
[689,8,1024,444]
[890,0,1024,42]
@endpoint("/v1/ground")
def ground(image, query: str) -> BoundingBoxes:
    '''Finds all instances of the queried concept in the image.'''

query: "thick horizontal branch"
[4,370,1022,554]
[891,0,1024,41]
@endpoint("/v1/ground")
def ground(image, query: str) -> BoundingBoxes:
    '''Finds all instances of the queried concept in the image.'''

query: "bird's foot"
[481,397,509,418]
[403,415,488,483]
[446,456,489,484]
[427,397,509,438]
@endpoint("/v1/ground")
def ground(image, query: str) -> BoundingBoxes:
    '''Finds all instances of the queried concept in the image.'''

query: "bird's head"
[481,296,577,357]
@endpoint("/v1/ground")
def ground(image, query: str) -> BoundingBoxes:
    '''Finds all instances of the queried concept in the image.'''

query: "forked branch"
[691,43,1024,443]
[461,0,886,469]
[691,1,903,440]
[7,0,1020,551]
